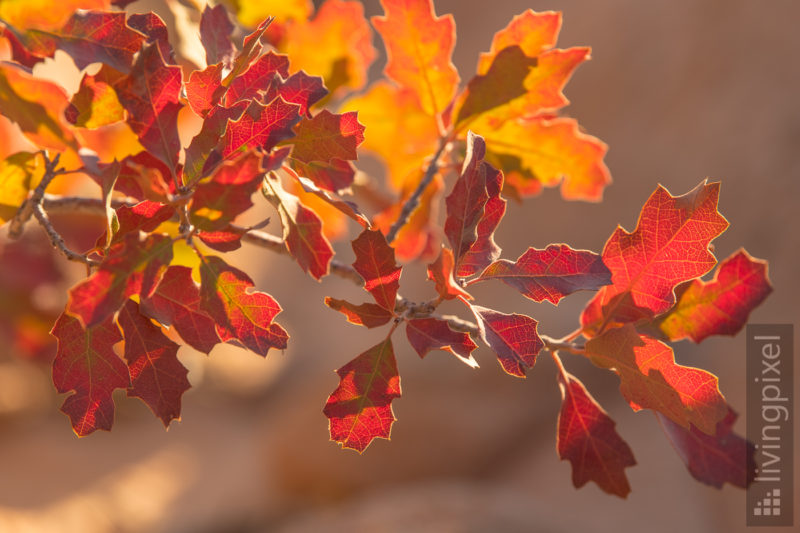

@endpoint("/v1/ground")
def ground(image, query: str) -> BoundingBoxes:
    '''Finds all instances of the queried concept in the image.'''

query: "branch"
[385,137,449,244]
[8,153,61,239]
[32,203,98,266]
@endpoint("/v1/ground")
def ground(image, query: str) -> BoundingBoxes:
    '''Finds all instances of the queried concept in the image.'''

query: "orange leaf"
[372,0,459,117]
[0,0,109,31]
[476,10,561,74]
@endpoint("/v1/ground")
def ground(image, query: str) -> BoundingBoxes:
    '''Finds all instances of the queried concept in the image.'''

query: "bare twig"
[42,195,137,214]
[8,153,62,238]
[32,203,98,266]
[385,138,449,244]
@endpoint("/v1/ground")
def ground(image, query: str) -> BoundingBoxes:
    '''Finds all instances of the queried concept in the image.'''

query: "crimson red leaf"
[557,369,636,498]
[127,12,175,65]
[263,172,334,281]
[323,336,401,452]
[657,409,755,488]
[220,97,301,161]
[190,151,263,232]
[581,181,729,335]
[118,299,189,427]
[224,51,289,106]
[469,304,543,377]
[109,200,174,244]
[290,110,365,164]
[184,102,247,183]
[51,312,128,436]
[472,244,611,304]
[1,26,45,68]
[200,4,236,67]
[653,249,772,343]
[427,247,472,301]
[115,151,173,202]
[584,324,728,435]
[293,175,370,227]
[197,226,246,252]
[291,159,355,192]
[186,64,225,118]
[141,265,220,354]
[199,255,288,356]
[268,70,328,117]
[116,42,183,175]
[324,297,394,328]
[67,233,174,327]
[351,228,402,311]
[406,318,478,368]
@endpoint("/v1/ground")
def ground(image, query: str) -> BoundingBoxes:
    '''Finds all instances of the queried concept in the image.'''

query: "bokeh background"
[0,0,798,531]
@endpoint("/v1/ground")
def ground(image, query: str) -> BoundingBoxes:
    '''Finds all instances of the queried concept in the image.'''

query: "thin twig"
[8,153,62,239]
[42,195,137,214]
[32,203,98,266]
[385,138,449,244]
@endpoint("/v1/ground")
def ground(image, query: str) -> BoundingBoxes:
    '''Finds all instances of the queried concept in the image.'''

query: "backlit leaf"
[469,304,543,377]
[0,151,44,223]
[66,71,125,129]
[323,336,401,452]
[324,297,394,329]
[406,317,478,368]
[200,4,236,68]
[220,97,301,161]
[0,0,109,31]
[290,110,365,164]
[351,228,402,311]
[427,247,472,301]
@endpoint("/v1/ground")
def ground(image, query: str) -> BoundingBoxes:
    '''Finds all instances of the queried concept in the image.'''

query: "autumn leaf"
[651,249,772,343]
[127,12,175,65]
[406,317,478,368]
[478,116,611,201]
[427,247,472,301]
[262,172,334,280]
[351,228,402,311]
[556,368,636,498]
[115,42,183,176]
[0,152,44,223]
[114,151,174,202]
[284,0,375,94]
[324,297,394,328]
[471,244,611,304]
[224,51,289,106]
[190,151,264,232]
[236,0,312,28]
[118,299,189,427]
[183,102,247,183]
[66,71,125,129]
[51,311,128,436]
[200,4,236,67]
[105,200,174,245]
[198,254,288,356]
[140,265,220,354]
[220,97,301,161]
[67,233,174,327]
[290,110,365,164]
[0,0,109,32]
[323,336,401,452]
[185,64,225,118]
[476,10,561,74]
[269,71,329,118]
[581,181,729,336]
[341,81,440,189]
[468,304,543,377]
[196,226,247,253]
[372,0,459,117]
[584,324,728,435]
[0,63,78,151]
[657,409,755,489]
[292,174,370,227]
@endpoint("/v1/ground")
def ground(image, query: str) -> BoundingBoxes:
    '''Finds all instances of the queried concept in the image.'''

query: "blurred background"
[0,0,798,531]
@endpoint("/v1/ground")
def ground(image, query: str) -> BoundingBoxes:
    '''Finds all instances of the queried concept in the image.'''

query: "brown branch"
[8,153,62,239]
[385,137,449,244]
[32,203,98,266]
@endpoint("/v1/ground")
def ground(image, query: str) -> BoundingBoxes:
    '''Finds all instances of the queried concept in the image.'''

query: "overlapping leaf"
[66,70,125,129]
[584,324,728,435]
[406,318,478,368]
[220,98,301,160]
[652,249,772,343]
[290,110,365,164]
[469,304,543,377]
[51,312,128,436]
[581,181,729,336]
[0,0,110,32]
[323,336,401,452]
[372,0,458,117]
[351,228,402,311]
[199,255,288,356]
[118,299,189,427]
[224,51,289,106]
[557,369,636,498]
[472,244,611,304]
[324,298,393,328]
[190,152,263,232]
[200,4,236,67]
[427,247,472,301]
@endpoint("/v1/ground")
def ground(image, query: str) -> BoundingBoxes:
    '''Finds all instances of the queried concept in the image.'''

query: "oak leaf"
[351,228,402,311]
[469,304,543,377]
[406,317,478,368]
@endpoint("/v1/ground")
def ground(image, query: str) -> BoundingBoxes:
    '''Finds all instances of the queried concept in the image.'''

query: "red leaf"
[290,110,365,164]
[268,70,328,117]
[67,233,174,327]
[109,201,174,244]
[199,255,288,356]
[190,151,263,231]
[220,97,301,161]
[115,151,173,202]
[584,325,728,435]
[262,172,334,280]
[657,408,755,489]
[200,4,236,67]
[469,304,543,377]
[324,297,394,328]
[406,318,478,368]
[51,312,128,436]
[224,51,289,106]
[196,226,246,252]
[581,181,729,336]
[184,102,247,183]
[653,249,772,343]
[372,0,459,117]
[456,154,506,277]
[444,132,489,269]
[323,336,401,452]
[351,228,402,311]
[557,369,636,498]
[141,265,220,354]
[118,299,189,427]
[472,244,611,304]
[427,247,472,301]
[293,174,370,227]
[116,42,183,175]
[185,64,225,118]
[127,12,175,65]
[292,159,355,193]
